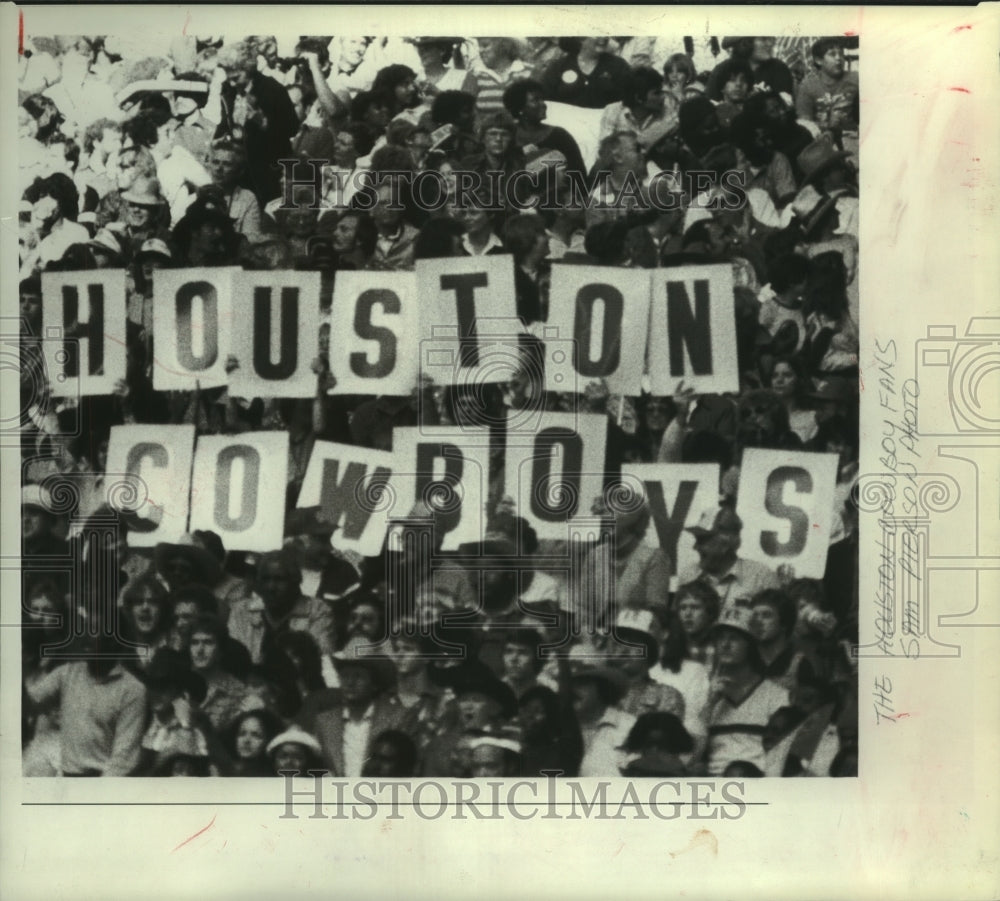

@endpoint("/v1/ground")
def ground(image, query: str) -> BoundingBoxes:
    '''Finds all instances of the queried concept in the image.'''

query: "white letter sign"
[416,254,525,387]
[328,270,419,395]
[152,267,238,390]
[41,270,127,396]
[229,269,323,398]
[736,448,839,579]
[105,425,196,547]
[647,263,739,396]
[189,431,289,552]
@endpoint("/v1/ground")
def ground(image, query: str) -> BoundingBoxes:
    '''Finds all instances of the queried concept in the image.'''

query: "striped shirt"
[473,59,531,116]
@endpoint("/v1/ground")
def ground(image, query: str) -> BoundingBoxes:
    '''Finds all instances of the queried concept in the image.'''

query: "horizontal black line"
[23,801,770,807]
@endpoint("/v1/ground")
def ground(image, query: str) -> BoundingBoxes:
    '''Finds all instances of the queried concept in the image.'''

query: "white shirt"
[578,706,637,777]
[461,232,504,256]
[650,659,711,744]
[342,705,374,777]
[157,145,211,225]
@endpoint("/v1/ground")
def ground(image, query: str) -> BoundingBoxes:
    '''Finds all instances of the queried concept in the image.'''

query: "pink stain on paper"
[172,815,217,852]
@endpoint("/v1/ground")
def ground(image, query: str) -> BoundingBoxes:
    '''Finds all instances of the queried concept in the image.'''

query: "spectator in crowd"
[267,725,327,777]
[367,180,420,270]
[518,684,583,777]
[216,39,299,202]
[663,53,698,106]
[613,616,686,720]
[705,606,789,775]
[711,57,753,129]
[599,66,678,151]
[225,708,285,776]
[228,550,335,666]
[540,38,631,109]
[21,173,89,277]
[121,574,172,669]
[188,615,249,732]
[766,355,819,443]
[25,633,149,776]
[204,140,266,243]
[572,665,635,776]
[619,711,695,777]
[679,505,780,612]
[795,38,859,141]
[429,90,482,160]
[305,636,405,776]
[361,729,420,777]
[750,588,804,689]
[472,38,531,116]
[502,78,586,177]
[413,37,478,101]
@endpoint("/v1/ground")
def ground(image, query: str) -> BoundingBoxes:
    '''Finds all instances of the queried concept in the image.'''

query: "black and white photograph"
[15,26,861,781]
[2,5,997,900]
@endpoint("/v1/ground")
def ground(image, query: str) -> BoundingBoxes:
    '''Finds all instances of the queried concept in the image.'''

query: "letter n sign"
[647,263,739,396]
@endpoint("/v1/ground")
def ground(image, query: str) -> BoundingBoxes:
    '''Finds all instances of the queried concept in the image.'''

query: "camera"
[914,318,1000,434]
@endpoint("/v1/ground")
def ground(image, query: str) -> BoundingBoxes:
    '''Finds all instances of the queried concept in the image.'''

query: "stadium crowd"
[19,34,859,779]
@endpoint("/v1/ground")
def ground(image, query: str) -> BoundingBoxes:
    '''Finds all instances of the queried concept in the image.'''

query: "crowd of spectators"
[19,34,859,779]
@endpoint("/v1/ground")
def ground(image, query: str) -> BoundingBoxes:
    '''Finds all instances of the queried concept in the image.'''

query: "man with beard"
[677,505,779,614]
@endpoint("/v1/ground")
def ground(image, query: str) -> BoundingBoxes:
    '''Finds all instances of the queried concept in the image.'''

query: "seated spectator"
[619,711,695,777]
[571,665,635,776]
[205,140,265,243]
[366,180,419,271]
[678,505,780,612]
[750,589,804,689]
[226,708,286,776]
[766,355,818,443]
[540,38,631,109]
[267,725,327,777]
[795,38,859,141]
[711,57,753,129]
[428,90,482,160]
[503,78,586,180]
[705,607,789,775]
[361,729,420,777]
[663,52,698,106]
[599,66,678,151]
[472,38,531,116]
[188,615,249,732]
[228,549,336,666]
